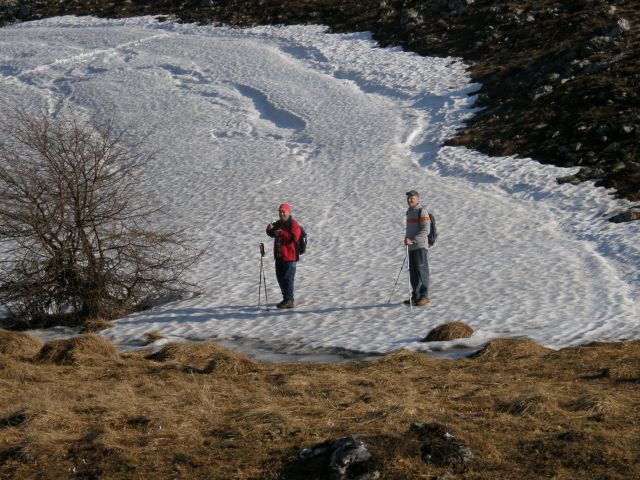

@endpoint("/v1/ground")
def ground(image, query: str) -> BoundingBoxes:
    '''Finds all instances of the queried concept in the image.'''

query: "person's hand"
[404,237,414,246]
[267,223,274,231]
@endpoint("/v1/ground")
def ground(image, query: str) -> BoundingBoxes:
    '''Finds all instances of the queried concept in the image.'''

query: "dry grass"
[566,391,622,416]
[423,322,474,342]
[0,336,639,479]
[500,389,554,417]
[35,334,119,365]
[146,342,258,374]
[471,338,553,360]
[0,328,42,359]
[143,330,166,344]
[80,318,113,333]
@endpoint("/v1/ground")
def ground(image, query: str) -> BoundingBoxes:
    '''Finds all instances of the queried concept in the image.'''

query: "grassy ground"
[1,330,639,479]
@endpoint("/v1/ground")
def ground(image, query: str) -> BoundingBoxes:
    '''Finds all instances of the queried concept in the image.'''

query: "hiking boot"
[415,298,429,306]
[403,295,418,305]
[277,299,295,309]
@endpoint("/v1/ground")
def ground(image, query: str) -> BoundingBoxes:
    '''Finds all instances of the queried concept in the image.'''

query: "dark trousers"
[409,248,429,300]
[275,259,296,301]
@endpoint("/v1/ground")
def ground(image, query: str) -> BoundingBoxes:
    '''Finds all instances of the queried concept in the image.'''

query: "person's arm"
[266,221,278,238]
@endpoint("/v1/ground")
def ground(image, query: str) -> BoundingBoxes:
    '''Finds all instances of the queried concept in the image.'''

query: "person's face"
[278,209,290,221]
[406,195,419,208]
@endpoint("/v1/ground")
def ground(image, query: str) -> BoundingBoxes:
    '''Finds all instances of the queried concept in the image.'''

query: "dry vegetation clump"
[471,338,553,361]
[35,334,119,365]
[146,342,258,374]
[370,348,438,369]
[80,318,113,333]
[565,391,622,416]
[500,389,555,417]
[422,322,474,342]
[0,354,39,382]
[0,328,42,359]
[143,330,166,344]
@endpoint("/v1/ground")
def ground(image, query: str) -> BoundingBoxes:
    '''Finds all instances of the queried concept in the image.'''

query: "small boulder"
[297,435,379,480]
[609,207,640,223]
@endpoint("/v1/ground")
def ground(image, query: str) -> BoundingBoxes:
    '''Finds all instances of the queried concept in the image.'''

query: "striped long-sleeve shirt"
[405,205,431,251]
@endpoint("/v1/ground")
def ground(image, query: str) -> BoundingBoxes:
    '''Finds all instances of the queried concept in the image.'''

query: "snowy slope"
[0,16,638,359]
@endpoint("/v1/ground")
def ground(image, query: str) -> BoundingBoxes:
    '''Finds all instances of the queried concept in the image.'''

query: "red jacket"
[266,218,301,262]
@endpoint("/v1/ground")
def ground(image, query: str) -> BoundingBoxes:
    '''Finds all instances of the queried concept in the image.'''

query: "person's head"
[405,190,419,208]
[278,203,291,221]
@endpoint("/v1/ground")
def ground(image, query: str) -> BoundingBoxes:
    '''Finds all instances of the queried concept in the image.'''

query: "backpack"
[297,224,308,255]
[428,212,438,247]
[419,208,438,247]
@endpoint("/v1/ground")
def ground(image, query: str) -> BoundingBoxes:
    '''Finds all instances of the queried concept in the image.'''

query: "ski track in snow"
[0,16,638,360]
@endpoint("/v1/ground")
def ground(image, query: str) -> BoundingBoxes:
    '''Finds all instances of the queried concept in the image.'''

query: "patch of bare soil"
[0,335,638,479]
[1,0,638,213]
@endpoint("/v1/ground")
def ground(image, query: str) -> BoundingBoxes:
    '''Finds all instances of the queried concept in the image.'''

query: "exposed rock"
[609,207,640,223]
[297,435,379,480]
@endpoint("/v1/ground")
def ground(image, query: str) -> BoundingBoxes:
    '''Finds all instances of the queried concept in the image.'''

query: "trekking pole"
[258,244,264,310]
[258,243,269,311]
[407,244,413,311]
[388,246,408,303]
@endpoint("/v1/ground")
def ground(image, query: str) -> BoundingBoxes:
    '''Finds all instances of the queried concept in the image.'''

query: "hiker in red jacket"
[266,203,301,309]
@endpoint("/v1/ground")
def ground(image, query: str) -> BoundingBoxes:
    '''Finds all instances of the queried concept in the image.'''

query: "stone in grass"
[422,322,473,342]
[297,435,379,480]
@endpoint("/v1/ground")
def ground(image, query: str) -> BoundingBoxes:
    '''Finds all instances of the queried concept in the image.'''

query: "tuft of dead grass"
[422,322,474,342]
[500,389,554,417]
[566,391,622,416]
[80,318,113,333]
[35,334,118,365]
[143,331,166,345]
[471,338,552,361]
[0,328,43,359]
[146,342,258,374]
[0,354,39,382]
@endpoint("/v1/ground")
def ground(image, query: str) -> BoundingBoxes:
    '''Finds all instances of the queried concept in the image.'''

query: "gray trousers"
[409,248,429,300]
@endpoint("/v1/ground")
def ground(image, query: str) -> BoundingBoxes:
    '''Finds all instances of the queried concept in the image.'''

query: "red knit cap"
[278,203,291,212]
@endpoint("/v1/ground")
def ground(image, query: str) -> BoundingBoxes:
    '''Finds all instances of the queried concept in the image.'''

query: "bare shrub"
[0,108,202,326]
[35,334,118,365]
